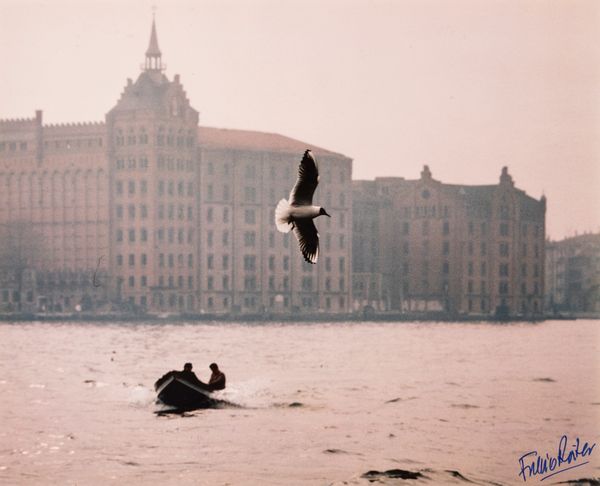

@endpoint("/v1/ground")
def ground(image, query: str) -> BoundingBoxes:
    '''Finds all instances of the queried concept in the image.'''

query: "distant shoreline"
[0,311,595,324]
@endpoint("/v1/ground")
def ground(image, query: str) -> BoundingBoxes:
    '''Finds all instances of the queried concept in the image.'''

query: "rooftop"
[197,126,345,158]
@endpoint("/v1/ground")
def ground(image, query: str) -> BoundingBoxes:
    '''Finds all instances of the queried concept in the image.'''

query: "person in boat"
[178,362,209,388]
[207,362,226,391]
[154,362,209,390]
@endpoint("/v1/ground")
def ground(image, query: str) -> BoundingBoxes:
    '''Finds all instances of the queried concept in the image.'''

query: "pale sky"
[1,0,598,240]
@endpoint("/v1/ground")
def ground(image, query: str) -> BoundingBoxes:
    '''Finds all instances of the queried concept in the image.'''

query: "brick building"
[353,166,546,317]
[0,20,352,315]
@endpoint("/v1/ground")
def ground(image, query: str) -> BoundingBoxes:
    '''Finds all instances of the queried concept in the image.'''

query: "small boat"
[155,375,217,410]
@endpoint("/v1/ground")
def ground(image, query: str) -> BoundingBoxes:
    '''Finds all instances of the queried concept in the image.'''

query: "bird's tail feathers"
[275,199,293,233]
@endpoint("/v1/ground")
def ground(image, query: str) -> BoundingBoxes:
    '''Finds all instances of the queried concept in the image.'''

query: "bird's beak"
[324,211,331,217]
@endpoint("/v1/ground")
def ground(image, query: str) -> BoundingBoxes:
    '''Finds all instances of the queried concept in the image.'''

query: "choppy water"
[0,320,598,485]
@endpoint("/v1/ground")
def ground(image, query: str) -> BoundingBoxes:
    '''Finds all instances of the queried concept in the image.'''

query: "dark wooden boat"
[155,375,217,409]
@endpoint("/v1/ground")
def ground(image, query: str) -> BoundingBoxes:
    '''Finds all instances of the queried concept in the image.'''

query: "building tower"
[106,18,199,312]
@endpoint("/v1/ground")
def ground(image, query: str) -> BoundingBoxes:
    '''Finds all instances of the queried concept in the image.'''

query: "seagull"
[275,149,331,264]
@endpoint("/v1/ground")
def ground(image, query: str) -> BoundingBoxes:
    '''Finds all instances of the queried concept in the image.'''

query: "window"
[116,205,123,219]
[141,205,148,219]
[468,262,474,276]
[140,180,147,194]
[128,181,135,195]
[244,187,256,202]
[302,277,313,291]
[116,181,123,195]
[339,257,345,273]
[128,229,135,242]
[207,207,213,222]
[116,254,123,266]
[244,232,256,247]
[499,242,509,257]
[128,254,135,266]
[499,281,509,295]
[500,222,509,236]
[223,207,229,223]
[207,231,213,247]
[443,221,450,235]
[168,254,174,268]
[223,276,229,290]
[499,263,509,277]
[129,276,135,288]
[222,231,229,246]
[269,255,275,271]
[283,256,289,271]
[141,254,147,266]
[402,222,410,235]
[128,204,135,219]
[141,276,147,287]
[207,254,214,269]
[443,241,449,255]
[245,209,256,224]
[158,181,164,195]
[244,255,256,271]
[141,228,147,242]
[222,255,229,270]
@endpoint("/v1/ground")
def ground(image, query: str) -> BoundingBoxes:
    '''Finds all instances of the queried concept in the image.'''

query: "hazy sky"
[1,0,598,239]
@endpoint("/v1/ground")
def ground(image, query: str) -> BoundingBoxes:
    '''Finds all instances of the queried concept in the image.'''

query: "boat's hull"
[156,376,216,409]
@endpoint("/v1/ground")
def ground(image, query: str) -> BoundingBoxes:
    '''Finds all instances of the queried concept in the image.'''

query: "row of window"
[116,158,149,170]
[200,295,346,310]
[115,253,194,269]
[204,161,348,185]
[158,180,194,197]
[119,275,195,289]
[157,159,194,172]
[466,280,541,295]
[205,254,346,273]
[203,275,347,292]
[116,227,193,245]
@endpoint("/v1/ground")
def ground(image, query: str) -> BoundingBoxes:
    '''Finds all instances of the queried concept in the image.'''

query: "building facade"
[0,21,352,315]
[353,166,546,317]
[545,233,600,315]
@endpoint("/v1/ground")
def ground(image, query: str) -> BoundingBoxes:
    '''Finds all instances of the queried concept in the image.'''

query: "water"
[0,320,598,485]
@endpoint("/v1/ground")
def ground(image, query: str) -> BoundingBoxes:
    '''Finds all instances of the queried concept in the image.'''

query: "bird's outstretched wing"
[293,219,319,264]
[289,150,319,206]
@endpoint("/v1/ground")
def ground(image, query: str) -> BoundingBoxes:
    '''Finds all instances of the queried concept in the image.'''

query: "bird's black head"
[319,207,331,217]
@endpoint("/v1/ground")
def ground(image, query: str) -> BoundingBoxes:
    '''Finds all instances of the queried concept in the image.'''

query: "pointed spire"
[146,18,161,57]
[144,15,163,71]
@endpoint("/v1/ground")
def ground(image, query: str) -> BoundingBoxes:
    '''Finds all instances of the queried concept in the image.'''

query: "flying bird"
[274,149,330,264]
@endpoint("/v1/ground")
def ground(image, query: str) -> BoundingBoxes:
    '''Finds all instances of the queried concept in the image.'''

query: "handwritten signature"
[518,435,596,482]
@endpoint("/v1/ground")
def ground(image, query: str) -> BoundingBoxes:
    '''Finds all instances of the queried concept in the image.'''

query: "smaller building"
[353,166,546,318]
[545,233,600,315]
